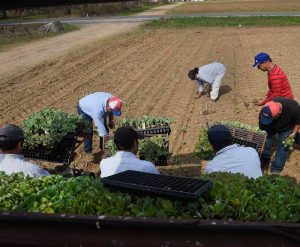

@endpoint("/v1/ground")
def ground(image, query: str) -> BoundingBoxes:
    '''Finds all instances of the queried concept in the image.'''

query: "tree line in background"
[0,0,169,19]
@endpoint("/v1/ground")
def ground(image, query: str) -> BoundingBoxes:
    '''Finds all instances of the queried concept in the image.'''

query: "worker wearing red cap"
[77,92,123,162]
[259,97,300,174]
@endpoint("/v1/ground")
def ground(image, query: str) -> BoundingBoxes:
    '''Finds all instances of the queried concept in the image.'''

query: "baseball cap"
[114,126,144,150]
[108,97,123,116]
[0,124,24,141]
[259,101,281,125]
[252,52,270,67]
[208,124,233,151]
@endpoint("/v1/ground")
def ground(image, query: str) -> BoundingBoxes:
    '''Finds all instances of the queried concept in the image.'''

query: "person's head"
[0,124,24,154]
[188,67,199,80]
[259,101,282,126]
[252,52,273,71]
[114,126,144,154]
[208,124,233,152]
[107,96,123,116]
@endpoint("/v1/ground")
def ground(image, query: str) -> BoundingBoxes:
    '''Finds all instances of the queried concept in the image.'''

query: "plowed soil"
[169,0,300,14]
[1,26,299,180]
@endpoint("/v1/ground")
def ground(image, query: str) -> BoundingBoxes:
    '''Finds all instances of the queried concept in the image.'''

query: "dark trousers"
[77,105,108,153]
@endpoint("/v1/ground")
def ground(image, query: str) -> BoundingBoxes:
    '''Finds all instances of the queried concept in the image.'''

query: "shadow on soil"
[219,84,232,97]
[158,153,203,177]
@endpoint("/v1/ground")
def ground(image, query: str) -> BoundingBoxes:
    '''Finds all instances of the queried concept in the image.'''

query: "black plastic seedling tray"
[232,137,258,150]
[22,136,77,164]
[136,126,171,136]
[102,170,212,200]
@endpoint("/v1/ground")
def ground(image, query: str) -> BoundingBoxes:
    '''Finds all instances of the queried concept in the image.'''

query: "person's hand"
[195,92,202,98]
[255,99,265,106]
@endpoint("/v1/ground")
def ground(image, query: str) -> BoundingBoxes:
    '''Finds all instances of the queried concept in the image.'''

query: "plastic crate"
[102,170,212,200]
[136,125,171,136]
[227,126,266,155]
[22,136,77,164]
[208,123,266,156]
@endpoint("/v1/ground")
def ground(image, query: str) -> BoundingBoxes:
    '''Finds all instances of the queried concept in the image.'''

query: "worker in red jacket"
[252,52,294,106]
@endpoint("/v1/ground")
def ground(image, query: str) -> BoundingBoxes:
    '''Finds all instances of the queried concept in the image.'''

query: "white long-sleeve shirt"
[100,151,160,178]
[196,62,226,93]
[205,144,262,179]
[0,154,50,177]
[79,92,112,137]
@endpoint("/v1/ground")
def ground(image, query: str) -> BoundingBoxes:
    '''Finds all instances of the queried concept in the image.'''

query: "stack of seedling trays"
[209,123,267,156]
[23,135,77,165]
[102,170,212,200]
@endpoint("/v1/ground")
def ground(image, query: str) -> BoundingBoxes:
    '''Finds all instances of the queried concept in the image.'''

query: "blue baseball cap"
[252,52,270,67]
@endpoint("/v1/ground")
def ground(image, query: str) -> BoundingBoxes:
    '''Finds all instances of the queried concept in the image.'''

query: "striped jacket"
[262,65,293,104]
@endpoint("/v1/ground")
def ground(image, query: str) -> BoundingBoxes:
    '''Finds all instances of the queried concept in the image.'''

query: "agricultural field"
[168,0,300,14]
[1,21,300,181]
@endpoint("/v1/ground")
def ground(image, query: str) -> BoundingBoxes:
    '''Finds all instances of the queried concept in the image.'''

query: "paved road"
[1,12,300,26]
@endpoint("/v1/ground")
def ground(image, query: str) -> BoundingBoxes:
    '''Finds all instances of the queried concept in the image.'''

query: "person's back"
[0,124,50,178]
[205,144,262,179]
[206,124,262,179]
[100,151,159,178]
[197,62,226,84]
[99,126,159,178]
[0,153,49,177]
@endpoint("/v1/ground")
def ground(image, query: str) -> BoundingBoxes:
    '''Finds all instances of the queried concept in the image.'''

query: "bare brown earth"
[169,0,300,14]
[1,26,300,181]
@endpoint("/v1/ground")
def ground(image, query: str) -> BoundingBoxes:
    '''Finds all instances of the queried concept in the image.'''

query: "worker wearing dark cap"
[259,98,300,174]
[0,124,50,177]
[205,124,262,179]
[100,126,159,178]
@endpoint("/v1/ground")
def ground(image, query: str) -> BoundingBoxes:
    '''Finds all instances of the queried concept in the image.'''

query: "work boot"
[84,152,94,163]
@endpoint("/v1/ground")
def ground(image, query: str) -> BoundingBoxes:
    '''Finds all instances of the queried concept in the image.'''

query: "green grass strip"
[145,16,300,28]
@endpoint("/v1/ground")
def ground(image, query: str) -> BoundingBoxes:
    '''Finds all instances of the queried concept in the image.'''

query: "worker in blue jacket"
[77,92,123,162]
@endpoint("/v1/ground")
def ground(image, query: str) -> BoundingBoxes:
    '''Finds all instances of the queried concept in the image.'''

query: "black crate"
[208,123,266,156]
[102,170,212,200]
[22,136,77,164]
[232,137,258,150]
[136,126,171,136]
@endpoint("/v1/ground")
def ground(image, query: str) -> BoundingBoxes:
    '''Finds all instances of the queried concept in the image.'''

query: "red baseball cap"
[108,97,122,116]
[260,101,281,125]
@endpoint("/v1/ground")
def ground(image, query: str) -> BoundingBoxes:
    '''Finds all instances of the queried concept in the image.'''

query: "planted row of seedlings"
[0,171,298,222]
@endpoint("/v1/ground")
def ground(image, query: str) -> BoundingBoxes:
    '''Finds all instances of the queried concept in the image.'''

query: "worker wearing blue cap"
[252,52,293,106]
[205,124,262,179]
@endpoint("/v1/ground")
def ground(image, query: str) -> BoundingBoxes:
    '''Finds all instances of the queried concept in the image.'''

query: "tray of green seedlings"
[22,109,83,164]
[116,116,174,136]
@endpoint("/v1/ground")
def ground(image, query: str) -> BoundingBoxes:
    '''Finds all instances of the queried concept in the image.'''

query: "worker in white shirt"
[0,124,50,177]
[188,62,226,101]
[205,124,262,179]
[77,92,123,162]
[100,126,159,178]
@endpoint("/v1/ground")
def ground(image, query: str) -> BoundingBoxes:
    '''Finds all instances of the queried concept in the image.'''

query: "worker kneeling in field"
[205,124,262,179]
[0,124,50,177]
[188,62,226,101]
[259,97,300,174]
[78,92,123,162]
[100,126,159,178]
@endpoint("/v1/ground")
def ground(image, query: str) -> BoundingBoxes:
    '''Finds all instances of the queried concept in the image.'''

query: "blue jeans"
[77,106,93,153]
[261,129,293,172]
